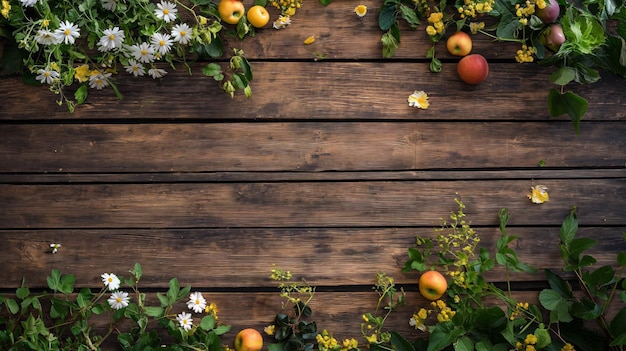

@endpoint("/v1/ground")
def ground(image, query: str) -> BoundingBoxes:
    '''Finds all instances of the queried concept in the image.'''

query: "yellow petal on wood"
[527,185,549,204]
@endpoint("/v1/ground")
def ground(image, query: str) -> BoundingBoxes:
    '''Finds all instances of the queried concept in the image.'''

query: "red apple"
[418,271,448,301]
[540,24,566,51]
[536,0,560,23]
[456,54,489,85]
[446,31,473,57]
[234,328,263,351]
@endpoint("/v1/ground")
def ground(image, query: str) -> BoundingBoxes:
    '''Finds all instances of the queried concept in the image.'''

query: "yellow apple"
[234,328,263,351]
[418,270,448,301]
[446,31,473,57]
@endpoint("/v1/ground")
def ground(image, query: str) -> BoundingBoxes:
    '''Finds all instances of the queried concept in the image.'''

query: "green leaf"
[74,84,88,105]
[389,331,415,351]
[534,325,551,348]
[426,323,464,351]
[539,289,563,310]
[453,336,473,351]
[16,285,30,300]
[547,89,588,134]
[550,66,576,85]
[379,2,398,31]
[214,324,231,335]
[399,4,419,29]
[545,269,573,298]
[559,207,578,246]
[381,30,400,58]
[131,263,143,280]
[200,315,216,331]
[144,306,164,317]
[319,0,334,5]
[617,252,626,266]
[6,298,19,314]
[568,237,598,260]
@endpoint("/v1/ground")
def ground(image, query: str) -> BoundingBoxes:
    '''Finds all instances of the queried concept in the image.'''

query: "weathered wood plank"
[2,169,625,184]
[1,63,624,121]
[1,179,624,229]
[1,227,622,289]
[0,122,624,173]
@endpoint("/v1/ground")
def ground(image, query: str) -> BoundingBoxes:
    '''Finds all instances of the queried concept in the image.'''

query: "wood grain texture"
[1,62,625,121]
[0,0,624,344]
[1,179,624,230]
[1,122,624,173]
[1,227,623,289]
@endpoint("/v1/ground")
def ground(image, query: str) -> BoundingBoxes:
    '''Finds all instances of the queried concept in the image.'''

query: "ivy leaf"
[547,89,588,134]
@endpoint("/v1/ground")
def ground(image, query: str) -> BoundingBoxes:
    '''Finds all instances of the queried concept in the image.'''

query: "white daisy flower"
[107,291,130,310]
[54,21,80,45]
[273,15,291,30]
[36,67,59,84]
[20,0,37,7]
[89,72,112,89]
[101,272,120,290]
[101,0,116,11]
[186,292,207,313]
[127,42,155,64]
[124,59,145,77]
[171,23,192,45]
[35,29,59,45]
[150,32,173,55]
[148,68,167,79]
[408,90,430,109]
[155,1,178,23]
[50,243,61,254]
[97,27,125,52]
[177,312,193,331]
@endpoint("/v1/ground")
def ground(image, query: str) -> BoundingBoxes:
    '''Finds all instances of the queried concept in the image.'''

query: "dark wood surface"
[0,0,624,347]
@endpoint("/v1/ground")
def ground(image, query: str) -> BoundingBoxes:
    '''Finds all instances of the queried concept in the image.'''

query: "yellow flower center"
[109,34,115,40]
[163,9,169,14]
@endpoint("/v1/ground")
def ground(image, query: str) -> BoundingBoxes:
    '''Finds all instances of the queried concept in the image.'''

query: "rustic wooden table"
[0,0,625,348]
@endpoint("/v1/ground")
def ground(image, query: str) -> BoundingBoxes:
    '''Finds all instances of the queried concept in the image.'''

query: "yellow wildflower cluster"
[515,333,538,351]
[74,64,91,83]
[409,300,456,330]
[205,302,219,320]
[409,308,430,331]
[515,45,536,63]
[425,12,444,36]
[317,330,340,351]
[448,269,467,288]
[457,0,494,19]
[269,0,302,16]
[412,0,432,17]
[1,0,10,19]
[515,0,546,25]
[432,299,456,322]
[270,267,293,281]
[561,343,576,351]
[509,302,529,320]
